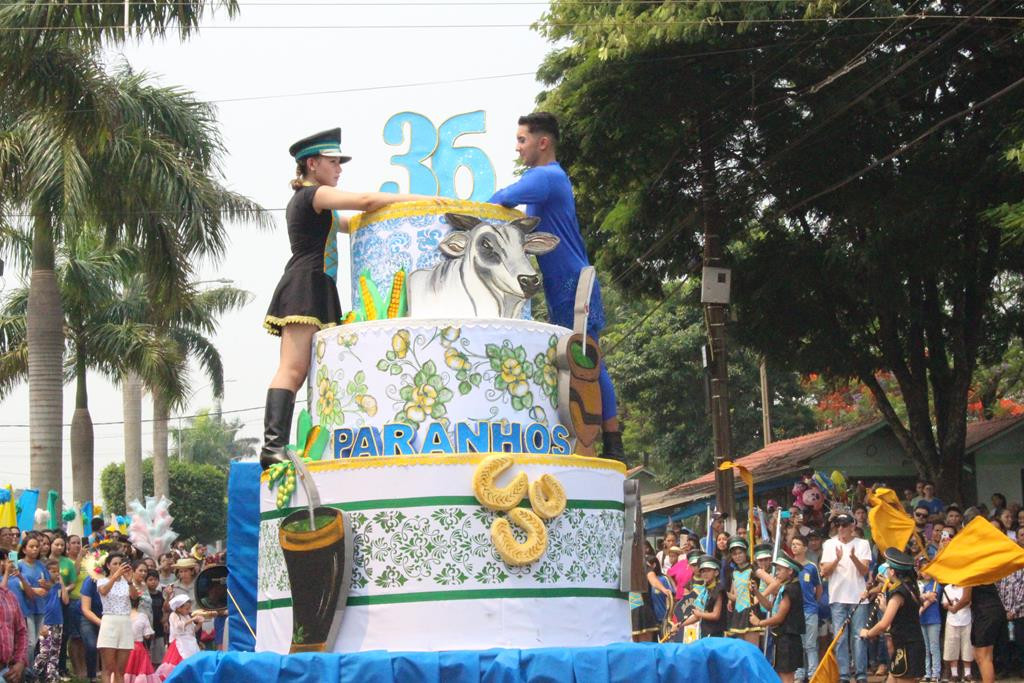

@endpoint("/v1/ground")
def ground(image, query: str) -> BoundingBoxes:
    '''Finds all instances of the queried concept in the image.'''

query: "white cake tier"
[256,453,630,652]
[308,318,573,455]
[347,200,525,317]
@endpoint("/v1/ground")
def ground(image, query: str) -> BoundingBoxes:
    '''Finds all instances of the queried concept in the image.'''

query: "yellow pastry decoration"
[472,455,528,511]
[528,474,567,520]
[491,508,548,566]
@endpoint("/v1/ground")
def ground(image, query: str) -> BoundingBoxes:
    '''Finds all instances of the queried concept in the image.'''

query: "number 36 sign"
[378,110,496,202]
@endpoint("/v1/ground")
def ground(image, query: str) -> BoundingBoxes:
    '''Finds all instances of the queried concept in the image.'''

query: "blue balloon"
[0,490,10,504]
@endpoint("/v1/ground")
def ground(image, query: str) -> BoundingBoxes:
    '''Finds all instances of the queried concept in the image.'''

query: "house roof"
[965,414,1024,452]
[642,414,1024,515]
[626,465,656,479]
[641,421,883,513]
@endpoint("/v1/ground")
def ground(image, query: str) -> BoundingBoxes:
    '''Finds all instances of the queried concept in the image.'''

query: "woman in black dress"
[961,506,1008,683]
[859,548,925,682]
[260,128,433,468]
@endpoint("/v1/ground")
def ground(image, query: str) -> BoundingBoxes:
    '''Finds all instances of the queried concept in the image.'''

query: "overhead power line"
[1,14,1020,30]
[0,404,263,429]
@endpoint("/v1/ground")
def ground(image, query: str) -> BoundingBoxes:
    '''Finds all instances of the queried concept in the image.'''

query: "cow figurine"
[406,213,560,318]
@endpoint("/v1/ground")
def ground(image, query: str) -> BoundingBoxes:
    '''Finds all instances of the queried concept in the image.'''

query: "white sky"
[0,1,554,502]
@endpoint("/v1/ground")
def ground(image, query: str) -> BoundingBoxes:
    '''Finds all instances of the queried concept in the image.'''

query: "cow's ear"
[439,231,470,257]
[445,213,481,231]
[512,217,541,233]
[524,232,560,255]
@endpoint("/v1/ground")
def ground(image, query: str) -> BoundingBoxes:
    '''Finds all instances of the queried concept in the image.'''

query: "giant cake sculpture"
[255,200,635,654]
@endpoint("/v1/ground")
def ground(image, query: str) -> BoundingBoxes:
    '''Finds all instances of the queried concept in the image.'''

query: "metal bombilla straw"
[287,448,320,529]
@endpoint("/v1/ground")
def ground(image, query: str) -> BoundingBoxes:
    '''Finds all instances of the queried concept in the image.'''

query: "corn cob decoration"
[267,410,329,510]
[387,270,407,318]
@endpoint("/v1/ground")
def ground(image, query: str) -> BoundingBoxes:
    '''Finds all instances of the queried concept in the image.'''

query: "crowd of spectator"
[0,517,225,683]
[639,480,1024,683]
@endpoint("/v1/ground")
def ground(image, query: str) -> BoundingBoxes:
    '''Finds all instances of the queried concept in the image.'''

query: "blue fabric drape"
[165,640,780,683]
[226,462,260,652]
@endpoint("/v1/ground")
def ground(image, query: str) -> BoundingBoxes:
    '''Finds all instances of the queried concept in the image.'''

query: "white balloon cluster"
[127,496,179,560]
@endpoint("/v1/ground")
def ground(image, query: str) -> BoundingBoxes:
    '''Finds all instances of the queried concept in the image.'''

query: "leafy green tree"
[602,281,816,484]
[100,458,228,543]
[0,0,252,505]
[171,409,259,468]
[534,0,1024,500]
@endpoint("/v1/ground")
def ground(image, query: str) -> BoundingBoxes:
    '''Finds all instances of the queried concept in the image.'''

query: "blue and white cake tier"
[308,318,574,455]
[347,200,525,315]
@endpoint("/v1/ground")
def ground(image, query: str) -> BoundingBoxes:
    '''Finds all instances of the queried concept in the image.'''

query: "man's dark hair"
[519,112,559,142]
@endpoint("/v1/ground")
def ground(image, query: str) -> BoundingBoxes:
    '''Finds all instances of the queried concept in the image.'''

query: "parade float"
[171,201,777,682]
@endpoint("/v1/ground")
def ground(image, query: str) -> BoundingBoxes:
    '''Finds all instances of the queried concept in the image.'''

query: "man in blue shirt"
[790,535,822,682]
[489,112,622,458]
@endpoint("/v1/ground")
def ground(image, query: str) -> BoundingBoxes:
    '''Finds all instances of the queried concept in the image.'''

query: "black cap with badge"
[289,127,352,163]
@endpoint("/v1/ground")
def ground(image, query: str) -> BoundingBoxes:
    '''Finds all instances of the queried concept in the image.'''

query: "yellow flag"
[719,461,755,550]
[810,649,840,683]
[810,621,845,683]
[923,516,1024,586]
[866,487,916,553]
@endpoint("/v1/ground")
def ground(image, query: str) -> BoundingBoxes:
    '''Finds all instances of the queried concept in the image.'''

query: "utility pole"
[697,108,736,521]
[760,359,773,447]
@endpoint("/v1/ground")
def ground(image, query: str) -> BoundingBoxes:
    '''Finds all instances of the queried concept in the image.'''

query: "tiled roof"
[642,414,1024,514]
[642,421,883,512]
[965,414,1024,451]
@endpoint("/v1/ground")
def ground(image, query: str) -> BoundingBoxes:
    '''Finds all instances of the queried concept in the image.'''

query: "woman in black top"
[750,553,804,683]
[260,128,434,468]
[860,548,925,681]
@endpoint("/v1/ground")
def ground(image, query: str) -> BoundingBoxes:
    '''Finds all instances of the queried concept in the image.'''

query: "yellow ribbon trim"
[263,314,339,337]
[349,200,525,232]
[260,452,626,482]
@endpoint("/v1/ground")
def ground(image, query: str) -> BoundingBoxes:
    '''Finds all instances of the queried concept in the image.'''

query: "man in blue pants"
[489,112,623,458]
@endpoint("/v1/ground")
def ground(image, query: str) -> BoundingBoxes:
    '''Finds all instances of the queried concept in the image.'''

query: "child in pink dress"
[156,594,203,680]
[125,592,160,683]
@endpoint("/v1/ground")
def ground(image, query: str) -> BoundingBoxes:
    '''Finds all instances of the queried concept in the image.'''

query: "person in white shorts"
[943,583,974,683]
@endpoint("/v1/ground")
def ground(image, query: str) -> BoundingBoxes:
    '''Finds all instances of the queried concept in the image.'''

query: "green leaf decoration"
[354,370,366,384]
[389,365,402,375]
[459,381,472,395]
[377,359,390,371]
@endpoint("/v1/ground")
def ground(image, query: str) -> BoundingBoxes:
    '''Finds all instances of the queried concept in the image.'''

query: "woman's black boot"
[260,388,296,470]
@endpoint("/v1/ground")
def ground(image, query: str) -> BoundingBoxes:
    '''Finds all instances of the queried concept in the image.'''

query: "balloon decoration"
[34,508,49,529]
[81,501,94,535]
[46,490,59,530]
[67,502,85,537]
[0,486,15,528]
[790,468,854,529]
[127,496,179,560]
[17,489,38,531]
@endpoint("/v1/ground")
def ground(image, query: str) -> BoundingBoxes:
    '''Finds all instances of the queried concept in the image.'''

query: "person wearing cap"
[859,548,926,682]
[821,512,872,683]
[789,535,822,683]
[750,553,804,683]
[156,593,203,678]
[725,536,760,643]
[260,128,438,469]
[678,556,726,639]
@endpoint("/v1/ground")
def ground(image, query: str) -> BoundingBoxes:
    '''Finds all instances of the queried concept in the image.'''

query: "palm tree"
[114,278,252,500]
[0,229,183,504]
[0,1,264,503]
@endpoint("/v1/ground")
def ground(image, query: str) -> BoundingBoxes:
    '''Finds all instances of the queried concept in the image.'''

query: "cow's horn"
[511,217,541,233]
[445,213,482,231]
